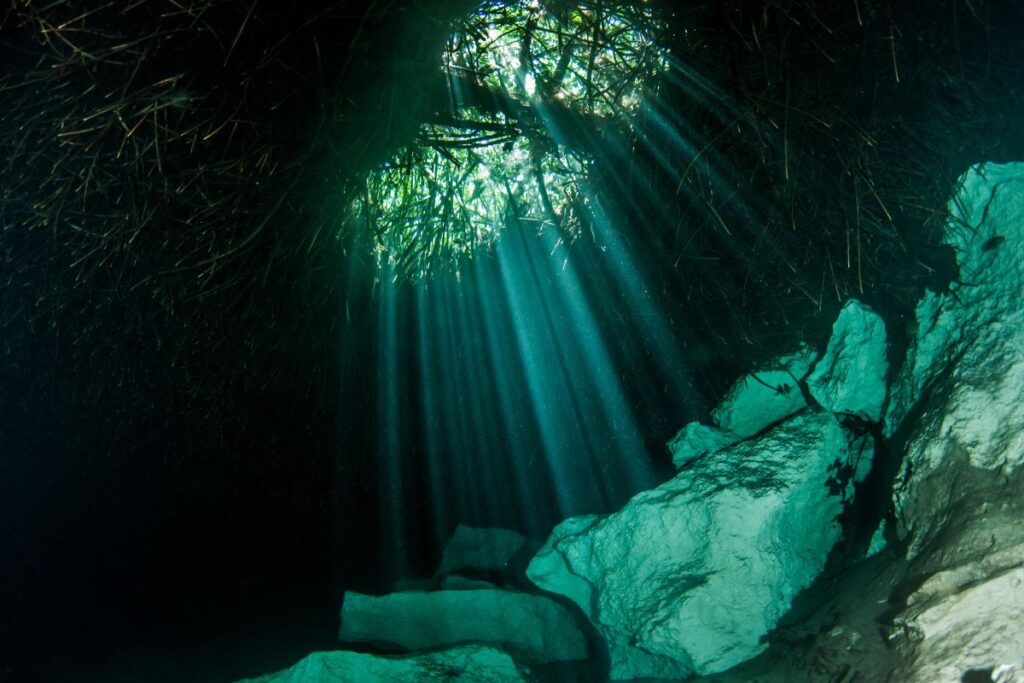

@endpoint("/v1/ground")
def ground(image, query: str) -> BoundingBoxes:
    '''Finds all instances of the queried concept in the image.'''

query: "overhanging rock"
[528,410,855,680]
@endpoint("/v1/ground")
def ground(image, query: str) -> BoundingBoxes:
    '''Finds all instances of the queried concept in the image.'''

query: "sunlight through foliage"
[351,0,669,279]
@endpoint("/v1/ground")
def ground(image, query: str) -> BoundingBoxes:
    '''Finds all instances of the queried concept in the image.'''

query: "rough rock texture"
[528,411,857,680]
[892,566,1024,682]
[702,163,1024,683]
[711,345,815,439]
[807,299,888,421]
[668,345,815,468]
[667,421,739,468]
[338,589,587,663]
[883,163,1024,561]
[885,162,1024,461]
[435,525,526,578]
[235,644,527,683]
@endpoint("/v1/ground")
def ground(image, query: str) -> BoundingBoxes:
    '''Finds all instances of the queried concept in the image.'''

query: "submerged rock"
[892,566,1024,683]
[720,164,1024,683]
[434,525,526,578]
[882,163,1024,559]
[528,411,858,680]
[668,345,815,468]
[807,299,888,421]
[338,588,587,664]
[235,644,527,683]
[711,345,816,438]
[667,421,739,468]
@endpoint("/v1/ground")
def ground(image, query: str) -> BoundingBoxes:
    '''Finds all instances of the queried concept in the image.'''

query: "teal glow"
[350,0,669,279]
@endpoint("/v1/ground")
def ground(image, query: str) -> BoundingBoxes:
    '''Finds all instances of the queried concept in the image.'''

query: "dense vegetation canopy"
[352,0,668,278]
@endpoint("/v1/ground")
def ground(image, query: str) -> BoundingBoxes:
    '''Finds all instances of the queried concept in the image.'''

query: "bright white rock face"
[338,588,587,664]
[885,162,1024,462]
[528,411,856,680]
[882,163,1024,554]
[807,299,888,421]
[234,644,527,683]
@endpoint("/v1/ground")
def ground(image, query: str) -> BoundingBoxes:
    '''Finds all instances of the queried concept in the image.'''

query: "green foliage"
[354,0,669,279]
[353,118,589,277]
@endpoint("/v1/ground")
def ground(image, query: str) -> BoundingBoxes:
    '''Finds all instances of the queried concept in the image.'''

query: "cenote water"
[2,1,1023,682]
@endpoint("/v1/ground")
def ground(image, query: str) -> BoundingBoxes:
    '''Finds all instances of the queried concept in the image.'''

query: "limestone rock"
[235,644,527,683]
[807,299,888,421]
[338,588,587,664]
[435,525,526,578]
[711,344,815,438]
[527,411,857,680]
[882,163,1024,556]
[667,421,738,468]
[885,162,1024,452]
[668,345,815,468]
[893,567,1024,683]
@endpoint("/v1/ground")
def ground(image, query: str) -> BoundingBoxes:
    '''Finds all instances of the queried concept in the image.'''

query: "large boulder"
[883,162,1024,560]
[338,588,587,664]
[807,299,888,421]
[527,411,859,680]
[235,644,527,683]
[711,345,816,438]
[877,162,1024,681]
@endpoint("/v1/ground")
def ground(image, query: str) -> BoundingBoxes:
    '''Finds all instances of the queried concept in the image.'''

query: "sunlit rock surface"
[807,299,888,421]
[886,162,1024,452]
[706,163,1024,683]
[893,566,1024,682]
[667,421,739,468]
[711,345,815,438]
[882,163,1024,559]
[528,411,856,680]
[235,644,527,683]
[878,162,1024,681]
[668,345,815,468]
[434,525,526,578]
[338,589,587,664]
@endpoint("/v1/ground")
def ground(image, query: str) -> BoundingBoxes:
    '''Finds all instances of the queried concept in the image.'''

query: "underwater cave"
[1,1,1023,681]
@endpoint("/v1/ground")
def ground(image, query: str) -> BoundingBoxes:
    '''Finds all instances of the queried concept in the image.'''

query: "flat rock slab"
[235,644,527,683]
[339,588,587,664]
[894,567,1024,683]
[711,345,815,439]
[669,345,815,468]
[528,411,855,680]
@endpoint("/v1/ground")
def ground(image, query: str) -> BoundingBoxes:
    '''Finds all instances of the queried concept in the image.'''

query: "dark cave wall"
[0,1,472,679]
